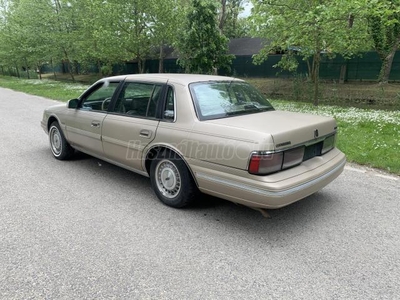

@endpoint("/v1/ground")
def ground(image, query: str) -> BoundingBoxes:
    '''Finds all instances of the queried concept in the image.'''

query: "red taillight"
[249,152,283,175]
[249,155,261,174]
[249,147,305,175]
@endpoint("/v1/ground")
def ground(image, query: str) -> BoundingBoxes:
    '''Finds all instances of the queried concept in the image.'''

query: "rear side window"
[189,81,274,120]
[163,86,175,121]
[112,82,162,118]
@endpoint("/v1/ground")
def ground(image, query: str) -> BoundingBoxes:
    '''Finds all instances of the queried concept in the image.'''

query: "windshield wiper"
[244,104,274,111]
[243,104,260,110]
[225,104,274,116]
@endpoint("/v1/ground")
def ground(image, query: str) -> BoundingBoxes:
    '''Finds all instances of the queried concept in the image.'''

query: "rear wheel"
[49,121,74,160]
[150,150,197,208]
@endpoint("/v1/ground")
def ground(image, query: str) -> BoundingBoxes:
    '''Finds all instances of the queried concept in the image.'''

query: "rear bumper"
[191,148,346,209]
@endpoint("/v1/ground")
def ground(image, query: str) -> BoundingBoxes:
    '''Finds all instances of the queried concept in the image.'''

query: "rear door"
[64,80,121,157]
[101,80,166,171]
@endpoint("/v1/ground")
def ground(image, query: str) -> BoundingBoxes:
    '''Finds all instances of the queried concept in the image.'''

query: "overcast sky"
[240,2,253,18]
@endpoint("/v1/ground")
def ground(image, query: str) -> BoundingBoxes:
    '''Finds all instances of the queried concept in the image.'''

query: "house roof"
[228,37,266,56]
[131,38,268,62]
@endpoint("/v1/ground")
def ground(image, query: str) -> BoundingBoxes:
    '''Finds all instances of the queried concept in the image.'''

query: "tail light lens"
[249,147,304,175]
[282,146,305,169]
[249,134,336,175]
[249,152,283,175]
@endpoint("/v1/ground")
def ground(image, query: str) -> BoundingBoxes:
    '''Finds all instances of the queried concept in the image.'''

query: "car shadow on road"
[74,153,340,228]
[186,187,340,225]
[70,150,93,161]
[39,146,341,234]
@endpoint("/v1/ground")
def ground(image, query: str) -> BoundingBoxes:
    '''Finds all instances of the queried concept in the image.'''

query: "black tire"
[49,121,74,160]
[150,149,198,208]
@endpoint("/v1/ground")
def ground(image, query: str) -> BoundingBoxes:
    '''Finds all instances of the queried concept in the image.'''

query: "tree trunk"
[67,60,75,82]
[313,51,320,106]
[378,36,400,83]
[339,14,354,84]
[306,59,312,80]
[311,55,316,82]
[379,54,395,83]
[339,64,347,84]
[158,44,164,73]
[138,57,146,74]
[14,63,20,78]
[24,58,30,79]
[379,50,397,83]
[63,48,75,82]
[50,58,57,80]
[1,66,4,75]
[219,0,227,33]
[37,63,42,80]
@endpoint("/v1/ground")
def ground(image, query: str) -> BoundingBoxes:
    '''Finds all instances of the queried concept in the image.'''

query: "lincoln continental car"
[41,74,346,209]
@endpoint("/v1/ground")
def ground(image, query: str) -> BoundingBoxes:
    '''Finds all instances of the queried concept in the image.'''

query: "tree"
[177,0,234,74]
[147,0,185,73]
[367,0,400,83]
[2,0,59,79]
[250,0,371,105]
[219,0,249,38]
[73,0,125,75]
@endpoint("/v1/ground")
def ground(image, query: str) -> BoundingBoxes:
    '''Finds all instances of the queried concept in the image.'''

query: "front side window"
[189,81,274,120]
[112,82,162,118]
[80,81,120,112]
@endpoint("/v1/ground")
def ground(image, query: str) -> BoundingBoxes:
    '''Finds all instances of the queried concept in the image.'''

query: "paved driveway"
[0,88,399,299]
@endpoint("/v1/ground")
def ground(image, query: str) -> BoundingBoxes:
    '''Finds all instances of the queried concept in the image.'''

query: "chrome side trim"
[265,132,337,154]
[196,159,346,198]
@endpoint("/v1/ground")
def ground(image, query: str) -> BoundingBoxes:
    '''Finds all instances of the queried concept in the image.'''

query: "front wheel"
[49,121,74,160]
[150,150,198,208]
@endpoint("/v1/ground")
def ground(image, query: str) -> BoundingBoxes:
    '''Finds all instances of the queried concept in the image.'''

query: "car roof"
[103,73,243,86]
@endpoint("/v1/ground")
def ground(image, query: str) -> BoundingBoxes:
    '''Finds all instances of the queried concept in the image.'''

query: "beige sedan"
[41,74,346,210]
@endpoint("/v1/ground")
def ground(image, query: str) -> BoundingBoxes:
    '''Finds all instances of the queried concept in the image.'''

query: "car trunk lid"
[206,110,337,151]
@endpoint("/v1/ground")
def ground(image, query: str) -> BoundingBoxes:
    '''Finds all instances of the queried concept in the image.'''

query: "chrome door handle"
[140,129,151,138]
[91,121,100,127]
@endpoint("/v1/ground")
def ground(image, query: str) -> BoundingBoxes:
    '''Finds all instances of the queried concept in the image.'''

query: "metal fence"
[124,51,400,81]
[37,50,400,81]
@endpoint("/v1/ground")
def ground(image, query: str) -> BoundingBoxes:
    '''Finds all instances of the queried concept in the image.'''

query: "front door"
[64,81,121,157]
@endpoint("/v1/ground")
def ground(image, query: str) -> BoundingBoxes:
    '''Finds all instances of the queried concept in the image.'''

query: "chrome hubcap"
[50,126,62,156]
[155,160,181,199]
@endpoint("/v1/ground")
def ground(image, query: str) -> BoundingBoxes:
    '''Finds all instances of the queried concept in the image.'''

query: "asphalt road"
[0,87,399,300]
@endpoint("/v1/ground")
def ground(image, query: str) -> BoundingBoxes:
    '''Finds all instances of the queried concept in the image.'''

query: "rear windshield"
[189,81,274,120]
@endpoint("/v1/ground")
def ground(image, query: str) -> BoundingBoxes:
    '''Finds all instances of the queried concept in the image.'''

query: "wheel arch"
[144,144,199,187]
[47,115,62,131]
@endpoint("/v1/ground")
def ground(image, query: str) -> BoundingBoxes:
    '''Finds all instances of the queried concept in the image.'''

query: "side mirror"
[67,98,79,109]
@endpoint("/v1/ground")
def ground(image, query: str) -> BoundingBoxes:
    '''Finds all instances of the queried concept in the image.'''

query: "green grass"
[337,121,399,173]
[0,75,88,101]
[1,75,399,175]
[247,77,400,110]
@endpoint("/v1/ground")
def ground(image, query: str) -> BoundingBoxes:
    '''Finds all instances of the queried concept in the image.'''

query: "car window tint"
[113,82,161,118]
[163,86,175,120]
[81,81,120,112]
